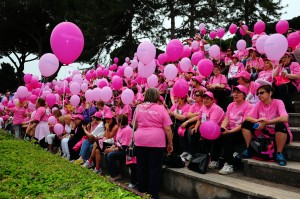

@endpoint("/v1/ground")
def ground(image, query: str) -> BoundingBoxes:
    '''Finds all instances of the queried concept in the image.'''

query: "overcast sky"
[0,0,298,81]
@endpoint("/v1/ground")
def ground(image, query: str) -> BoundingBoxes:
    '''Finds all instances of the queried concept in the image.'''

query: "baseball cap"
[72,114,84,121]
[233,85,247,95]
[234,71,251,80]
[202,91,214,100]
[104,111,114,119]
[92,111,102,119]
[192,76,202,83]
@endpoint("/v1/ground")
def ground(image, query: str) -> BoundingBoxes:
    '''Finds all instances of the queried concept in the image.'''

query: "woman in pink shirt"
[115,97,132,124]
[192,91,225,169]
[241,85,292,166]
[227,55,245,88]
[10,101,27,139]
[133,88,173,199]
[219,85,253,175]
[245,48,264,81]
[256,58,276,84]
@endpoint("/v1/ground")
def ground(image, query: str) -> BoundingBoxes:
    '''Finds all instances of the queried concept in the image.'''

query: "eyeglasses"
[194,94,202,97]
[227,49,232,52]
[257,91,267,96]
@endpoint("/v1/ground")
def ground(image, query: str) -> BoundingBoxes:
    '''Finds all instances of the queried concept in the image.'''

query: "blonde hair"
[64,114,72,120]
[58,116,65,124]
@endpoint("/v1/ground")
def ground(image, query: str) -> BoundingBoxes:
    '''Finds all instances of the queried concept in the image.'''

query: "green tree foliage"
[0,63,18,93]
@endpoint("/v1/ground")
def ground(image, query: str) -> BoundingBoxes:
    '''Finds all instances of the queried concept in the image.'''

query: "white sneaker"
[208,161,219,169]
[128,183,137,189]
[219,163,234,175]
[82,160,94,169]
[180,152,189,158]
[185,154,192,161]
[93,168,102,174]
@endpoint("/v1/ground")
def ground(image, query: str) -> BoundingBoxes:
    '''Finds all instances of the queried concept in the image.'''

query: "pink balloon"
[33,88,41,96]
[135,75,146,85]
[254,21,265,34]
[229,24,237,34]
[103,68,109,77]
[85,72,92,81]
[38,53,59,77]
[53,123,64,136]
[55,94,59,101]
[200,121,221,140]
[85,89,94,102]
[181,45,191,58]
[180,57,192,72]
[60,110,66,116]
[137,41,156,65]
[25,83,33,92]
[96,68,103,77]
[256,35,269,54]
[130,59,138,69]
[110,64,118,71]
[157,53,167,65]
[201,29,206,35]
[72,74,83,84]
[80,83,88,92]
[50,22,84,65]
[69,82,81,95]
[209,31,217,39]
[24,74,32,84]
[164,64,178,81]
[166,39,184,62]
[276,20,289,34]
[199,23,205,31]
[191,41,199,51]
[173,79,189,98]
[17,86,28,99]
[191,52,204,66]
[46,94,56,107]
[30,76,39,88]
[239,25,248,36]
[48,116,57,125]
[197,59,213,77]
[98,79,108,88]
[138,60,156,78]
[121,89,134,105]
[100,86,112,102]
[124,67,133,78]
[236,40,247,51]
[209,45,220,58]
[70,95,80,106]
[29,95,37,104]
[264,34,288,61]
[113,57,119,64]
[92,88,102,101]
[147,74,158,87]
[287,32,300,48]
[118,66,125,76]
[125,57,130,62]
[217,28,225,38]
[111,75,123,90]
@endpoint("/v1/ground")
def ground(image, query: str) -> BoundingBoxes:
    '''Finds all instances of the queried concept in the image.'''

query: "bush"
[0,130,141,199]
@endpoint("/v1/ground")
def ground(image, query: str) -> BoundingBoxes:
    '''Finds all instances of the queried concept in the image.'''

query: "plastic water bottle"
[253,123,259,129]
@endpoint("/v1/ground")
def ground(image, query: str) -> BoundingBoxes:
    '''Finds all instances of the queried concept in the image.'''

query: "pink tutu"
[34,121,50,141]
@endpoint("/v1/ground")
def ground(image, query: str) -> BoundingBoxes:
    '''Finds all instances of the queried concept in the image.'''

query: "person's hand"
[190,128,197,135]
[257,121,267,130]
[281,71,287,77]
[167,143,173,155]
[105,123,109,129]
[82,124,87,130]
[257,117,267,122]
[222,128,229,135]
[167,110,173,116]
[181,121,188,128]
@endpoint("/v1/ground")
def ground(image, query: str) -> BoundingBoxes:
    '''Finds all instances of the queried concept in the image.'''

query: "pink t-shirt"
[34,107,48,122]
[132,93,144,107]
[115,105,132,124]
[170,103,190,117]
[197,103,225,125]
[248,99,292,141]
[226,101,253,130]
[115,125,132,148]
[277,62,300,91]
[188,103,202,114]
[11,107,26,124]
[134,103,172,147]
[258,70,273,83]
[224,56,232,65]
[228,62,245,79]
[237,49,249,60]
[246,57,264,71]
[209,74,231,90]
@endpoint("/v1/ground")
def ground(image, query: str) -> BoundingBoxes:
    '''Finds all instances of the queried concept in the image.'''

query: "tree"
[0,62,18,93]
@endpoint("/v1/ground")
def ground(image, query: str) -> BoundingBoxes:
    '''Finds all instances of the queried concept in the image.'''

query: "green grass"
[0,130,141,199]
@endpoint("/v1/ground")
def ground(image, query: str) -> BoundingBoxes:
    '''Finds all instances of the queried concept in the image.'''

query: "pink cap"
[159,73,165,77]
[187,69,196,75]
[233,85,247,95]
[92,111,102,118]
[202,91,214,100]
[192,76,202,83]
[178,126,186,137]
[232,54,239,59]
[104,111,114,119]
[72,114,84,121]
[234,71,251,80]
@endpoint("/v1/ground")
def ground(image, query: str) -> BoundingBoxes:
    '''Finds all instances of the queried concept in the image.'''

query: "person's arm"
[164,125,173,154]
[221,116,229,129]
[181,115,198,128]
[105,125,119,139]
[82,124,92,137]
[285,73,300,80]
[239,22,252,36]
[187,112,198,119]
[172,111,187,121]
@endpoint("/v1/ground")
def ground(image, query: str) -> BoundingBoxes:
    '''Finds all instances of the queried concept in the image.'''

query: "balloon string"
[38,78,44,97]
[62,65,67,109]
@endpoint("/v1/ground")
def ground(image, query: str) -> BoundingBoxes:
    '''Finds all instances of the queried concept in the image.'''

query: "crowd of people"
[1,23,300,199]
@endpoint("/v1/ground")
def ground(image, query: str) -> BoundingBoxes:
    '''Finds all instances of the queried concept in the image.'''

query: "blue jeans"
[105,150,126,177]
[79,139,93,161]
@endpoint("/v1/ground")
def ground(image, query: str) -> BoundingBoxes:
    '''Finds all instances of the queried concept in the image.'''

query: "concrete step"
[286,142,300,162]
[291,127,300,141]
[291,93,300,101]
[289,113,300,127]
[292,101,300,112]
[162,167,300,199]
[242,159,300,188]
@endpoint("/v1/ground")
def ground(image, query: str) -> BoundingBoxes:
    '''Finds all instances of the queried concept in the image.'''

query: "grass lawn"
[0,130,141,199]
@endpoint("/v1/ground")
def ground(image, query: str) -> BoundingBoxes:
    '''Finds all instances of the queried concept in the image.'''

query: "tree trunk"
[167,0,176,39]
[189,0,195,38]
[244,0,250,45]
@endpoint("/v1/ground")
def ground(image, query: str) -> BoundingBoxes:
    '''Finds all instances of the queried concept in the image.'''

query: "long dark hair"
[104,117,117,131]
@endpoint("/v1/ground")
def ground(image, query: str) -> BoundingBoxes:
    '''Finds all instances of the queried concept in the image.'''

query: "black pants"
[273,82,297,112]
[128,164,137,185]
[179,127,200,155]
[222,131,245,165]
[135,146,165,199]
[68,137,81,160]
[210,88,231,111]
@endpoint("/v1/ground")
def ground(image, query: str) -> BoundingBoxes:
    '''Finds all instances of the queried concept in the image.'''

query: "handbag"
[187,153,210,174]
[274,76,290,86]
[163,153,185,168]
[72,136,87,152]
[249,137,275,160]
[126,105,139,158]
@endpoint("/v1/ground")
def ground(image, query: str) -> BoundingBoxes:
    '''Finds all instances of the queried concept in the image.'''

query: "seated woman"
[241,85,292,166]
[191,91,225,169]
[74,111,105,165]
[219,85,253,175]
[188,76,206,103]
[273,53,300,112]
[179,89,204,160]
[115,96,132,125]
[227,54,245,88]
[245,48,264,81]
[60,114,73,158]
[256,58,277,85]
[206,65,231,111]
[82,111,118,174]
[167,95,190,154]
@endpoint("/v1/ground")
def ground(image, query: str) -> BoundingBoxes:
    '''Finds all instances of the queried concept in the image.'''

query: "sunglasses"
[227,49,232,52]
[257,91,267,96]
[194,94,202,97]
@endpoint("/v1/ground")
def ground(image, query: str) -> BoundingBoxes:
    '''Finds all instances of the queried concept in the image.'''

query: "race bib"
[201,113,207,122]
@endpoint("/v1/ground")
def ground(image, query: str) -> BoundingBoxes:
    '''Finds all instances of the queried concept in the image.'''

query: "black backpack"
[163,153,185,168]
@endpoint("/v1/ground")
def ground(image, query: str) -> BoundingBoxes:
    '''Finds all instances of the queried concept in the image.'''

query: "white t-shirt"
[91,122,105,138]
[0,117,3,129]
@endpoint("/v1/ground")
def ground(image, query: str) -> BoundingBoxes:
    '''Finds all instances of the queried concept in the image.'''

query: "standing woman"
[133,88,173,199]
[33,98,50,146]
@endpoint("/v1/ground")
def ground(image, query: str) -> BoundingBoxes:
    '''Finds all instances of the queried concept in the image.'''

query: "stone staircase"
[161,96,300,199]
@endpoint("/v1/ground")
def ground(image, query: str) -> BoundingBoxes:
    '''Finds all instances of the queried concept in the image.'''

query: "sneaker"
[93,168,102,174]
[241,149,252,159]
[219,163,234,175]
[185,154,192,161]
[82,160,94,169]
[208,161,219,169]
[180,152,189,159]
[110,174,122,181]
[128,183,137,189]
[74,158,84,165]
[276,153,286,166]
